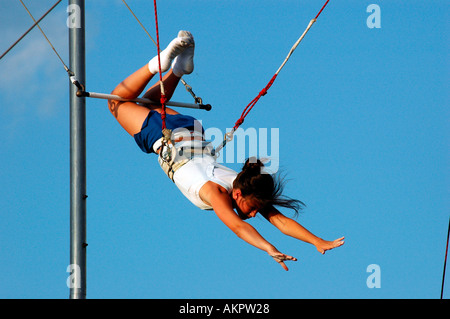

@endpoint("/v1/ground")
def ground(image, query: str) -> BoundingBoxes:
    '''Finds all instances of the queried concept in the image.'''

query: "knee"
[108,97,120,117]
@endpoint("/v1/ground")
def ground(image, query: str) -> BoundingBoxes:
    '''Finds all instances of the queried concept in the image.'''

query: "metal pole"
[69,0,86,299]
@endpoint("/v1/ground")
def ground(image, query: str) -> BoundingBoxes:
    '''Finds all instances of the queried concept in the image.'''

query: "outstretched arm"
[262,206,344,254]
[200,182,296,270]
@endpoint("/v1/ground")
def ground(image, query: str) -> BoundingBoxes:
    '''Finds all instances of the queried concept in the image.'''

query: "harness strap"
[159,138,213,182]
[160,156,189,181]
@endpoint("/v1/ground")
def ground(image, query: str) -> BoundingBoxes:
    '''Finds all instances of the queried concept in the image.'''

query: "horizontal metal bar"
[77,91,211,111]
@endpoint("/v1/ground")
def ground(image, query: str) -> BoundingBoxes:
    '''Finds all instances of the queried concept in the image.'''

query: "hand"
[269,252,297,271]
[315,236,345,254]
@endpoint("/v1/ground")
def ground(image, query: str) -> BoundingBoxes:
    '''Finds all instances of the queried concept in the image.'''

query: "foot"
[172,31,195,77]
[148,30,194,75]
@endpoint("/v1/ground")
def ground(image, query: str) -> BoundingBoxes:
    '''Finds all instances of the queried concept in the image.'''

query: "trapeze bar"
[77,90,212,111]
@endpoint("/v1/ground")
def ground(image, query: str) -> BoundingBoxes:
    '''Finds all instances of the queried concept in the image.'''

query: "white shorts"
[170,155,237,210]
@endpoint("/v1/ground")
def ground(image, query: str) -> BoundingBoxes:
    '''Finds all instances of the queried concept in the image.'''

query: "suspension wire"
[0,0,62,62]
[19,0,71,75]
[121,0,204,105]
[121,0,157,47]
[441,217,450,299]
[18,0,84,91]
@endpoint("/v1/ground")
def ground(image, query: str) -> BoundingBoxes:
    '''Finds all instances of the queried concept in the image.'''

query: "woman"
[108,31,344,271]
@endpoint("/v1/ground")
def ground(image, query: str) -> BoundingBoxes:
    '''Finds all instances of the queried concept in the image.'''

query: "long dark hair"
[233,157,305,215]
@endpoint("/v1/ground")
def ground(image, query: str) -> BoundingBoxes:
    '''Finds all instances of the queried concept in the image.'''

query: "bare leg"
[108,64,154,136]
[108,30,194,137]
[143,69,181,106]
[108,66,181,136]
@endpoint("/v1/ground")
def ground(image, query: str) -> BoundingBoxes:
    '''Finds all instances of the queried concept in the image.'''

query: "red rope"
[153,0,167,130]
[233,74,277,130]
[315,0,330,19]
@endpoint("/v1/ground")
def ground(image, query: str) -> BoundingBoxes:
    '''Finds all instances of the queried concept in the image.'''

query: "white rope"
[275,18,316,75]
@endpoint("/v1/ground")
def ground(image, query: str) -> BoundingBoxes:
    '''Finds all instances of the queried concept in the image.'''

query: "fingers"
[271,254,297,262]
[316,236,345,255]
[334,236,345,247]
[270,254,297,271]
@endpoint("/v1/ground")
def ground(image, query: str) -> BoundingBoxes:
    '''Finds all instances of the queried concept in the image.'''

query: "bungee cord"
[152,0,167,130]
[212,0,331,157]
[152,0,178,172]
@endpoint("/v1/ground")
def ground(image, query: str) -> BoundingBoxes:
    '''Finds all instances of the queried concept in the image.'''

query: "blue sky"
[0,0,448,299]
